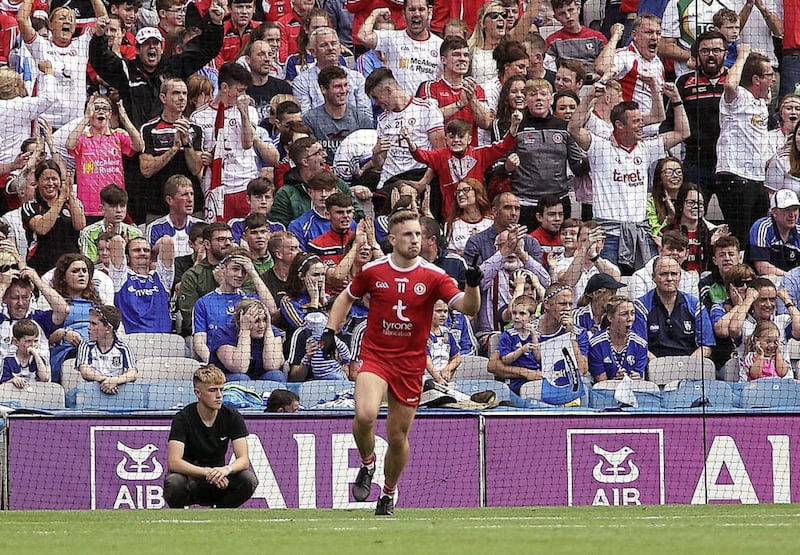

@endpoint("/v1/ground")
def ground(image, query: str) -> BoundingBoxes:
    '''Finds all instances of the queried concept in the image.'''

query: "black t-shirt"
[21,194,80,274]
[168,402,249,467]
[248,78,293,129]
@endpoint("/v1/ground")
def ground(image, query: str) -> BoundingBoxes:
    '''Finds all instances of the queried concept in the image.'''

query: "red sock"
[361,453,376,467]
[382,482,396,497]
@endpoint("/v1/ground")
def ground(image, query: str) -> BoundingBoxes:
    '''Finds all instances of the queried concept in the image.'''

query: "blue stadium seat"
[455,355,493,380]
[0,382,66,410]
[589,381,662,411]
[661,380,735,410]
[737,378,800,409]
[135,357,201,384]
[646,356,716,386]
[66,382,149,411]
[147,382,197,410]
[298,381,355,408]
[125,333,190,360]
[452,379,512,403]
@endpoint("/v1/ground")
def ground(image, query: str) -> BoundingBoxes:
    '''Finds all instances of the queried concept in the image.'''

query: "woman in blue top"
[49,253,102,380]
[588,296,648,382]
[209,299,285,381]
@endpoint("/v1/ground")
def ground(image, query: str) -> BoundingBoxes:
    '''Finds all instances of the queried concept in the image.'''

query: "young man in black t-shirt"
[164,365,258,508]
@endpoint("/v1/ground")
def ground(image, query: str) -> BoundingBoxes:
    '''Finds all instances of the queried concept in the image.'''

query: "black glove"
[319,328,337,359]
[464,254,483,288]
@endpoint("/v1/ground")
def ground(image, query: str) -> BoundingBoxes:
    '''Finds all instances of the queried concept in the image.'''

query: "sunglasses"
[0,263,19,273]
[485,11,507,19]
[731,279,752,288]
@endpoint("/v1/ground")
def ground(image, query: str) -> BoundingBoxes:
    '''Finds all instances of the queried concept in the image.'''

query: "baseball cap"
[135,27,162,45]
[770,189,800,210]
[584,273,626,295]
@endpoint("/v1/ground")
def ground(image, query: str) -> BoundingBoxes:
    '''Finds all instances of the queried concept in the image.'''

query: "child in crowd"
[712,8,741,68]
[229,177,286,245]
[76,305,138,394]
[399,115,521,220]
[426,299,462,385]
[93,231,115,274]
[529,194,565,268]
[497,295,541,392]
[0,319,49,388]
[740,321,790,381]
[78,184,143,261]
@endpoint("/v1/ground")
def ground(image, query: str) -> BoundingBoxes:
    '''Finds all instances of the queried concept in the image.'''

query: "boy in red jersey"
[321,209,481,515]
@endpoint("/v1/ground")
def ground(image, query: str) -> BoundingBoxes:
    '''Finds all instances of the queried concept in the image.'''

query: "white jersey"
[662,0,730,76]
[612,43,665,118]
[479,76,501,146]
[374,29,443,95]
[731,0,780,68]
[26,32,93,128]
[446,216,494,254]
[191,103,260,195]
[376,97,443,189]
[333,129,378,184]
[716,86,769,181]
[586,133,665,222]
[765,151,800,195]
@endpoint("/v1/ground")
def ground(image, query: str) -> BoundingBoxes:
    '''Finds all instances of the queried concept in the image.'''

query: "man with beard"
[357,0,443,95]
[416,36,492,145]
[246,40,292,127]
[595,14,665,136]
[667,30,728,209]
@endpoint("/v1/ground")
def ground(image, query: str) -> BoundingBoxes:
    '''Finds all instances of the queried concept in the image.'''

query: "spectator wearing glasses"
[176,223,236,337]
[632,256,715,360]
[467,2,509,85]
[445,178,494,256]
[748,189,800,277]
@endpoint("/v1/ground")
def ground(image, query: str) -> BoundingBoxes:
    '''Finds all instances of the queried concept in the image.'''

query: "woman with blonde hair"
[468,1,509,83]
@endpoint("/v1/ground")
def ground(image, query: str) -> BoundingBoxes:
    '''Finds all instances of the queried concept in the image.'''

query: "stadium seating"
[299,381,355,408]
[787,339,800,364]
[146,382,198,410]
[66,382,149,411]
[660,380,735,410]
[125,333,190,360]
[456,355,494,381]
[589,380,662,410]
[0,382,66,410]
[646,356,716,386]
[737,378,800,409]
[135,357,201,384]
[719,358,741,382]
[452,379,512,403]
[518,380,542,401]
[59,363,84,393]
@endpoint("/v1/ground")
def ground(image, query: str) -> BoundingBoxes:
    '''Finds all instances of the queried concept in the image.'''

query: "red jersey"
[416,78,486,145]
[277,9,302,62]
[308,228,354,266]
[216,20,259,66]
[264,0,288,21]
[347,257,463,377]
[530,226,563,268]
[411,132,516,218]
[345,0,405,46]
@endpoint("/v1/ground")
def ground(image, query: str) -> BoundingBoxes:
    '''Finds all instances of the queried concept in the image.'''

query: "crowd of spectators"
[0,0,799,400]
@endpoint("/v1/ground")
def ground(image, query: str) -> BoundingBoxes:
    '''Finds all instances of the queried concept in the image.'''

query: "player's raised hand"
[465,253,483,288]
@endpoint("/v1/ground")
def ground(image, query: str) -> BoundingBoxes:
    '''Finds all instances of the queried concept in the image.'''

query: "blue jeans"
[780,52,800,97]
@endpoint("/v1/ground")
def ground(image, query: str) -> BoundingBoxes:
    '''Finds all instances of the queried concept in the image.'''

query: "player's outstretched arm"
[453,255,482,317]
[320,292,357,358]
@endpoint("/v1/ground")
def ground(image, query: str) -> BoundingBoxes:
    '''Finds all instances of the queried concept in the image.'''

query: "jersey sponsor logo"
[612,167,645,188]
[382,318,413,335]
[393,299,410,322]
[552,133,564,144]
[376,281,390,289]
[413,283,426,295]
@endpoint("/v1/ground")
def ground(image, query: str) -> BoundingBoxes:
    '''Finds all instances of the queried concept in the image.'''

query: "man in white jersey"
[568,80,690,269]
[594,14,664,136]
[356,0,443,95]
[365,67,444,191]
[17,0,108,128]
[715,44,774,248]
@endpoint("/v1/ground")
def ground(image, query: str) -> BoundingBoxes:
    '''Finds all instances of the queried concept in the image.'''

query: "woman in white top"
[468,2,509,85]
[766,94,800,157]
[765,121,800,198]
[446,178,493,255]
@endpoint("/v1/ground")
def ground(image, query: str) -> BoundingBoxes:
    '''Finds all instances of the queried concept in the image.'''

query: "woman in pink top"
[65,93,143,219]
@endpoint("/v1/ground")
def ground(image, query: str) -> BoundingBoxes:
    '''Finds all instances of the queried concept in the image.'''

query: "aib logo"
[115,441,163,480]
[567,429,665,506]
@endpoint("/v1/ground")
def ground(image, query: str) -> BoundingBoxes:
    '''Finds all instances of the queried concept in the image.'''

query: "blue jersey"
[446,310,478,356]
[427,327,459,371]
[114,270,172,333]
[573,304,603,336]
[208,322,284,379]
[498,327,540,394]
[75,337,136,377]
[193,289,256,334]
[587,330,649,380]
[0,354,43,383]
[146,215,202,257]
[230,218,286,245]
[287,209,331,251]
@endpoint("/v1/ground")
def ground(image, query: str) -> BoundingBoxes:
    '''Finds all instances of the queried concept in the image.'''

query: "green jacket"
[271,168,364,227]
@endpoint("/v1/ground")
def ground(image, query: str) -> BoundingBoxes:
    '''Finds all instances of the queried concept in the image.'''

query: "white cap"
[135,27,162,45]
[771,189,800,210]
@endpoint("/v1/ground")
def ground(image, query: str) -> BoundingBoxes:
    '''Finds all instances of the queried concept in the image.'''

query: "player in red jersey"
[321,209,481,515]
